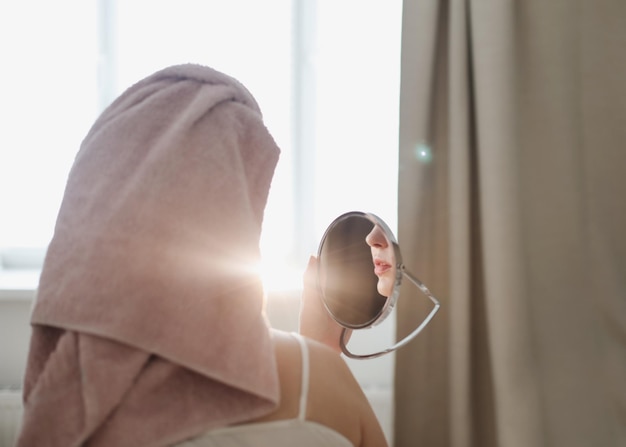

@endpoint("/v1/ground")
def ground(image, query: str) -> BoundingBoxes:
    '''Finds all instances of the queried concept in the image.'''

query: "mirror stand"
[317,210,441,360]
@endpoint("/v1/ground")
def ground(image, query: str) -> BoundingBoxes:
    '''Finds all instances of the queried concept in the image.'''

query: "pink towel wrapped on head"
[17,64,281,447]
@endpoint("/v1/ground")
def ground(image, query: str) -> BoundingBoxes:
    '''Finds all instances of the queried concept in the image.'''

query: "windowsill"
[0,270,39,301]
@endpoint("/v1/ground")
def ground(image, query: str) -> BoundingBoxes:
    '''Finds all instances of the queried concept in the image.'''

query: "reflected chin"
[377,278,394,298]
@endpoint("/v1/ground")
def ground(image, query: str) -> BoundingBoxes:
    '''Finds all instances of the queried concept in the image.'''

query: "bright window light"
[0,0,99,248]
[0,0,401,295]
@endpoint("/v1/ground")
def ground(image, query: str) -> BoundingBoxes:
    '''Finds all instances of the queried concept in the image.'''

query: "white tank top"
[175,333,353,447]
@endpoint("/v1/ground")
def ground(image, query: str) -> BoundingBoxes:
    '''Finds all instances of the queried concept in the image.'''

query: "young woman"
[16,64,387,447]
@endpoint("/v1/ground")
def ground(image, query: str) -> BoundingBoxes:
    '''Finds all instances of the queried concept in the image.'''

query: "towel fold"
[17,64,281,447]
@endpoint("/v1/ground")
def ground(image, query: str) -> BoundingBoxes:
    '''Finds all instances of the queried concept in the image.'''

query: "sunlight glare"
[256,258,304,295]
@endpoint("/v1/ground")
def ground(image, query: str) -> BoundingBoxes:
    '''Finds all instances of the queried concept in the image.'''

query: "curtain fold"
[395,1,626,446]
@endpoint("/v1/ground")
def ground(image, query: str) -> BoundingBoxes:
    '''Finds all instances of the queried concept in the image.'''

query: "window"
[0,0,401,292]
[0,0,99,250]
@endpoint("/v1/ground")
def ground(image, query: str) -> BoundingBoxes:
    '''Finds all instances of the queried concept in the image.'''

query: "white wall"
[0,285,32,447]
[0,292,34,389]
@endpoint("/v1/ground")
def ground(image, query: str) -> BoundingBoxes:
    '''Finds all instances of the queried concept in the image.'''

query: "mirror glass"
[317,212,401,329]
[317,211,440,359]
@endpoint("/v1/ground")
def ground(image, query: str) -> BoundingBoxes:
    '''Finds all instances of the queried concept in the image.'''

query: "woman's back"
[178,330,387,447]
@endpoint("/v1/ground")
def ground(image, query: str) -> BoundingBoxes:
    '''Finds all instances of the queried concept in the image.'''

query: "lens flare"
[414,142,433,163]
[256,259,303,293]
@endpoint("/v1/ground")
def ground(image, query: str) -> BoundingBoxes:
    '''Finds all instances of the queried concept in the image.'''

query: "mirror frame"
[317,211,441,359]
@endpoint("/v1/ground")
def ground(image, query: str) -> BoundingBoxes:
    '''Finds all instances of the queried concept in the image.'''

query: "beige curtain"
[395,1,626,446]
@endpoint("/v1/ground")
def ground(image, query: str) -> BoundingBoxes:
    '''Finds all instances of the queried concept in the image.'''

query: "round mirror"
[317,211,401,329]
[317,211,441,359]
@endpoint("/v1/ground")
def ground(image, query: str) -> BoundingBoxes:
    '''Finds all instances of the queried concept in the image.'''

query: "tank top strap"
[291,332,310,421]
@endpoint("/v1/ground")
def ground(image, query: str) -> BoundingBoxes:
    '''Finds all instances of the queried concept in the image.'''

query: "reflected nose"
[365,225,388,248]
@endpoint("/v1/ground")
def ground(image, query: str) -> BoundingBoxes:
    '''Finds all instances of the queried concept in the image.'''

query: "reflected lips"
[374,258,391,276]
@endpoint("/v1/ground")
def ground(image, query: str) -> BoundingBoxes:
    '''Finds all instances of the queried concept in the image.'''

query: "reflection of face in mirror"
[318,216,387,328]
[365,224,396,298]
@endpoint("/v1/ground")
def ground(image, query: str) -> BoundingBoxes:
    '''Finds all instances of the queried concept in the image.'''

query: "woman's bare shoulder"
[272,330,356,387]
[268,330,388,446]
[303,335,389,447]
